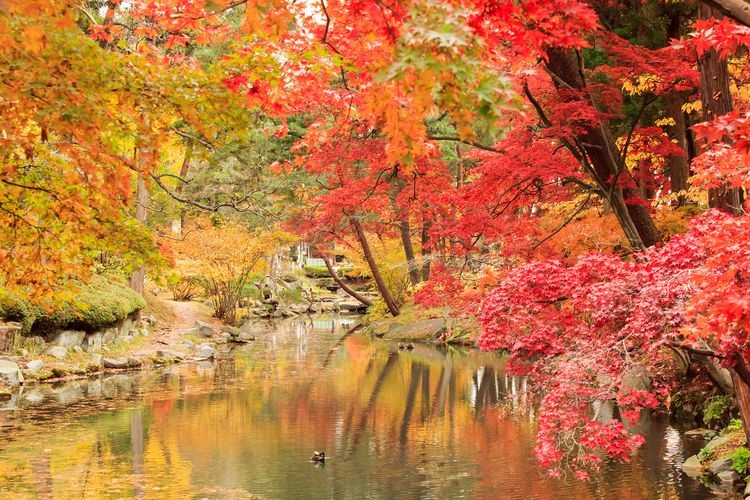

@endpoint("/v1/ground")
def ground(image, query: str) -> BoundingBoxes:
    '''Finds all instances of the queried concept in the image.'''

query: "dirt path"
[130,297,224,358]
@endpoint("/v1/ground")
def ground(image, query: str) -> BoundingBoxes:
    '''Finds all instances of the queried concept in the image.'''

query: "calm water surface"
[0,317,722,498]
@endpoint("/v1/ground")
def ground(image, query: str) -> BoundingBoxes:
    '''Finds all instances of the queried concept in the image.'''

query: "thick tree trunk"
[322,254,372,307]
[703,0,750,27]
[665,92,691,201]
[130,169,149,295]
[732,357,750,443]
[350,217,400,316]
[544,48,661,249]
[699,4,745,215]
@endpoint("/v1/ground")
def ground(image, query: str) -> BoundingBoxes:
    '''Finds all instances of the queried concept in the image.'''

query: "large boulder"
[0,360,23,387]
[384,319,447,341]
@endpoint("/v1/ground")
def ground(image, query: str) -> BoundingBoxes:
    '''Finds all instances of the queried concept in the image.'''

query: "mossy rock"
[0,276,145,335]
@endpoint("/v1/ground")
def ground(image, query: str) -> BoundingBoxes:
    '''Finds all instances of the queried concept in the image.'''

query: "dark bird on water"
[311,451,326,463]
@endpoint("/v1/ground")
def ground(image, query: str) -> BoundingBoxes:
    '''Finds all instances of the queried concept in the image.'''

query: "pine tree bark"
[350,217,400,316]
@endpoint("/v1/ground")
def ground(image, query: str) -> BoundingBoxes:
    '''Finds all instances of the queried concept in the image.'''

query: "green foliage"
[0,276,145,334]
[723,418,745,435]
[731,447,750,477]
[704,395,735,428]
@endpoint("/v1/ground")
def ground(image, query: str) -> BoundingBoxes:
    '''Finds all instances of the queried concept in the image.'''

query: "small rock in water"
[681,455,703,476]
[47,346,68,360]
[684,428,717,440]
[26,360,43,372]
[197,343,216,359]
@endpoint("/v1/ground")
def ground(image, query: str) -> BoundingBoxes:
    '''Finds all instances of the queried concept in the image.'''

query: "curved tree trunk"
[544,48,661,249]
[350,217,400,316]
[322,254,372,307]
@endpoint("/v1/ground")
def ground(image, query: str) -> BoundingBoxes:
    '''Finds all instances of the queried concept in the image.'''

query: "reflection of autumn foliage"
[167,220,292,324]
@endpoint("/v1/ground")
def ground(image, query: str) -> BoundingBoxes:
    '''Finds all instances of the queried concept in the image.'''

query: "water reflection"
[0,317,718,498]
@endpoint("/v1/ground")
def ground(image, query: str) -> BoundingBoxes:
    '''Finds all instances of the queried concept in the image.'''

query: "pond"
[0,317,720,498]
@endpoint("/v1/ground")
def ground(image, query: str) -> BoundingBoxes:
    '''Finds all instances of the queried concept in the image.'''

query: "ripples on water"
[0,317,721,499]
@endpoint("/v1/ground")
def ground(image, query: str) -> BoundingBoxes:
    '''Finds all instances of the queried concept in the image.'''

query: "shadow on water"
[0,316,722,498]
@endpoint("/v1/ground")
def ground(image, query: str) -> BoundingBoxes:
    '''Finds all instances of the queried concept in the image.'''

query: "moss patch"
[0,276,145,334]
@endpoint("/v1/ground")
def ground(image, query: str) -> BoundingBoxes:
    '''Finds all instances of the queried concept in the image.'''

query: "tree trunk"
[388,175,422,286]
[398,217,421,286]
[421,220,432,281]
[130,168,149,295]
[545,48,661,249]
[322,254,372,307]
[350,217,400,316]
[732,357,750,443]
[174,141,193,235]
[665,92,691,202]
[702,0,750,27]
[699,3,745,215]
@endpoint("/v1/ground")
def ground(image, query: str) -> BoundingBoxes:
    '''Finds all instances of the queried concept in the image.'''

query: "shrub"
[731,447,750,477]
[704,395,735,429]
[166,273,201,301]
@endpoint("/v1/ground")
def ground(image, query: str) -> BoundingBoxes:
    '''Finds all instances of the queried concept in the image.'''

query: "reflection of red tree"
[152,398,176,425]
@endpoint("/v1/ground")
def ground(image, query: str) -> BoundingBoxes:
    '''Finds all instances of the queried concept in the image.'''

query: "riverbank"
[0,293,234,392]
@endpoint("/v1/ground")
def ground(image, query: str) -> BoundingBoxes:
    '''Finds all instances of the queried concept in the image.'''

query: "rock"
[89,354,103,367]
[156,350,183,361]
[72,346,84,354]
[717,470,739,483]
[221,326,241,337]
[193,320,216,337]
[230,332,255,343]
[47,345,68,360]
[708,457,734,475]
[337,301,369,313]
[26,360,43,372]
[220,331,232,340]
[681,455,703,476]
[23,336,46,355]
[0,322,22,354]
[126,357,142,368]
[81,332,103,352]
[0,360,23,387]
[51,330,85,349]
[144,315,157,326]
[385,319,447,341]
[197,343,216,359]
[290,305,310,315]
[120,334,134,344]
[102,357,129,369]
[744,481,750,496]
[685,428,718,440]
[704,436,730,453]
[181,338,195,348]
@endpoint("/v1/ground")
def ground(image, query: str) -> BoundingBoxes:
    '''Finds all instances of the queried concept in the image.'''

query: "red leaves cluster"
[478,210,750,475]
